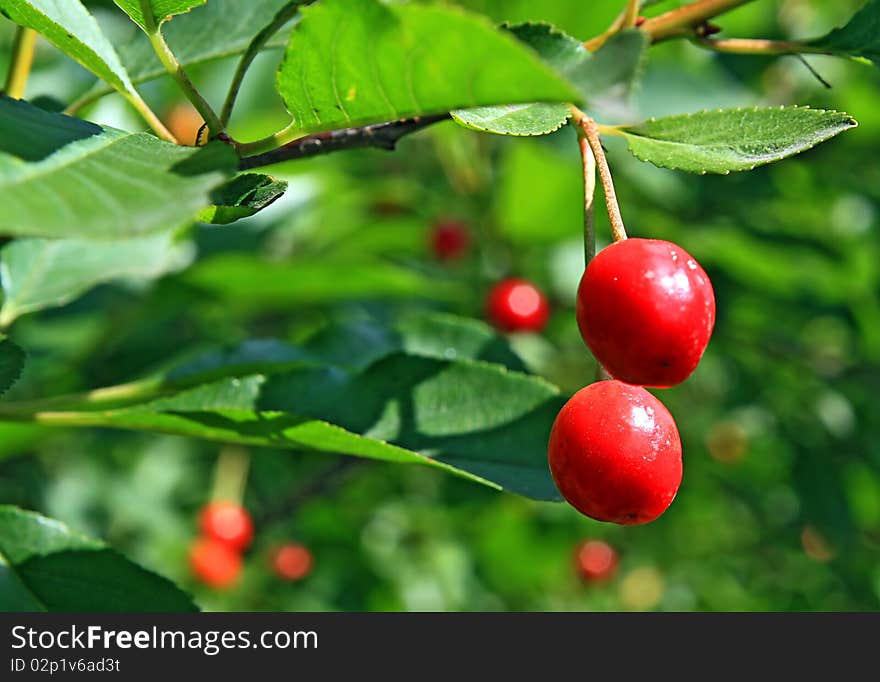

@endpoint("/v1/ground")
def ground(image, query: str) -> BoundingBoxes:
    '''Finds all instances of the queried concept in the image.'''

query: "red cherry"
[189,538,242,589]
[548,380,682,525]
[270,543,314,581]
[486,278,550,332]
[576,238,715,387]
[199,502,254,551]
[575,540,619,582]
[430,218,471,261]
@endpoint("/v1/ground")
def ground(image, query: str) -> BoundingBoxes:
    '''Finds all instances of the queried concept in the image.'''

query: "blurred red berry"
[271,543,314,581]
[486,278,550,332]
[199,501,254,551]
[430,218,471,261]
[189,538,242,589]
[575,540,619,582]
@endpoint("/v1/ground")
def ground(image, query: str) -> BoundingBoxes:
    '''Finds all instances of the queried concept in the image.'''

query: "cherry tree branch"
[238,114,449,170]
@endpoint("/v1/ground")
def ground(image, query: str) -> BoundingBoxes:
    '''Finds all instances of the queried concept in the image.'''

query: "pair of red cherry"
[189,501,313,588]
[550,238,716,525]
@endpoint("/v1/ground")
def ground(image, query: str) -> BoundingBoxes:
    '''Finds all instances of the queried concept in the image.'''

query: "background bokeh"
[1,0,879,611]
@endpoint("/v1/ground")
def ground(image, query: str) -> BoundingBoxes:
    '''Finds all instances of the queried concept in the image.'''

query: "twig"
[238,114,449,170]
[4,27,37,99]
[642,0,757,43]
[139,0,223,136]
[220,2,307,126]
[694,37,825,56]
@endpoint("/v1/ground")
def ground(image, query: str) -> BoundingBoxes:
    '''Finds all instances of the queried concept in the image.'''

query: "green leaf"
[0,506,196,611]
[0,336,25,395]
[0,0,136,96]
[0,232,194,325]
[451,102,571,136]
[52,355,562,499]
[13,315,558,499]
[807,0,880,65]
[182,254,465,308]
[112,0,205,32]
[304,312,528,372]
[0,97,236,238]
[618,106,858,174]
[452,25,647,136]
[196,174,288,225]
[276,0,579,134]
[577,29,648,117]
[452,22,585,136]
[116,0,296,86]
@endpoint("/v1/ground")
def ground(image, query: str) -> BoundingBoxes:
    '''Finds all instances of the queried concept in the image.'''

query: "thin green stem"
[211,447,251,504]
[139,0,223,136]
[4,27,38,99]
[235,121,299,156]
[641,0,757,43]
[123,89,178,142]
[221,2,301,126]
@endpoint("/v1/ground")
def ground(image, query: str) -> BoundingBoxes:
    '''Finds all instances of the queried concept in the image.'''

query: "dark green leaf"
[0,506,196,611]
[196,174,288,225]
[0,97,236,238]
[619,106,857,174]
[807,0,880,64]
[0,336,25,395]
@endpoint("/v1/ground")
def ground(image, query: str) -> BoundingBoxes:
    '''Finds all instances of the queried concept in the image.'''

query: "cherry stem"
[573,110,627,243]
[211,447,251,505]
[576,129,597,264]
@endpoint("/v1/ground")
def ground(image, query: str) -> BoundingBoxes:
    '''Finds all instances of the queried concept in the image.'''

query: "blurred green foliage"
[1,0,879,611]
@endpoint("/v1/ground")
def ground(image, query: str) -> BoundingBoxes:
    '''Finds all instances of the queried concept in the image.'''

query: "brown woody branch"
[238,114,450,170]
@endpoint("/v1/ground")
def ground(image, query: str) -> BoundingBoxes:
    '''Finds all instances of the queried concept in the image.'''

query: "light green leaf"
[112,0,205,32]
[0,232,194,325]
[196,174,288,225]
[0,97,237,238]
[276,0,579,134]
[0,0,136,95]
[182,254,465,308]
[807,0,880,64]
[452,25,647,136]
[0,336,25,395]
[452,23,582,136]
[117,0,296,86]
[619,106,858,174]
[0,506,196,611]
[451,102,571,136]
